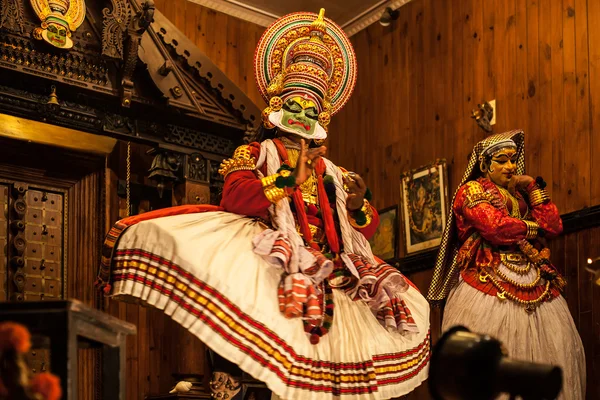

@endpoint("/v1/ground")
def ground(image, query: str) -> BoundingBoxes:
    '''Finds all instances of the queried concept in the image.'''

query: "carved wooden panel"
[172,181,210,206]
[1,179,67,302]
[0,183,8,301]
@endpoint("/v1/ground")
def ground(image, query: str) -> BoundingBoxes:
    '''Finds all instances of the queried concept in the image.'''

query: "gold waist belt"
[500,252,528,264]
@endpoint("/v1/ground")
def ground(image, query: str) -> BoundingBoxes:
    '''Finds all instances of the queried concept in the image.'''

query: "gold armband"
[218,145,256,178]
[463,181,494,209]
[529,188,550,207]
[261,173,280,188]
[523,220,539,240]
[348,199,374,229]
[264,186,288,204]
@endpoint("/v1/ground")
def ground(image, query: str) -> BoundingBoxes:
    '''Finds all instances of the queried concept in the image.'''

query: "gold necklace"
[496,185,522,219]
[285,147,318,205]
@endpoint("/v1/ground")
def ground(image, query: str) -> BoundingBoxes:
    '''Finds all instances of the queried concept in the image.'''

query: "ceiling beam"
[187,0,413,37]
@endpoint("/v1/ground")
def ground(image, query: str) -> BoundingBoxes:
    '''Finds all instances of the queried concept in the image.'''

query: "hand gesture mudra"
[343,172,367,211]
[292,139,327,185]
[508,175,534,196]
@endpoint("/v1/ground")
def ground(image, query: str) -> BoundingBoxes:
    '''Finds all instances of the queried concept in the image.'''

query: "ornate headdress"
[30,0,86,49]
[427,129,525,305]
[254,8,357,139]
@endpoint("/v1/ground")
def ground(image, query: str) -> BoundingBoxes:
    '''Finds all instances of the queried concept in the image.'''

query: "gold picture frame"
[368,205,399,263]
[400,160,449,255]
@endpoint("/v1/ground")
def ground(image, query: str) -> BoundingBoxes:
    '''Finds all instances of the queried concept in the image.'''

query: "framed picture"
[368,205,399,263]
[400,160,449,255]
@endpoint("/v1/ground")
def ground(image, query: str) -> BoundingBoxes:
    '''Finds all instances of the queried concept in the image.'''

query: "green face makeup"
[46,22,68,47]
[280,96,318,136]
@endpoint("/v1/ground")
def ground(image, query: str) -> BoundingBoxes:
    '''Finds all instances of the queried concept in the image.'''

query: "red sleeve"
[356,206,379,240]
[525,182,563,238]
[220,170,271,218]
[456,184,527,246]
[219,142,271,218]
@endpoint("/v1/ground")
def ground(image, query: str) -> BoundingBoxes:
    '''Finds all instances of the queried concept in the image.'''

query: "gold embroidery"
[463,181,494,209]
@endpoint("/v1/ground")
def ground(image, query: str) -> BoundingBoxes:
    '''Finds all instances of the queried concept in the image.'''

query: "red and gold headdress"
[254,8,357,139]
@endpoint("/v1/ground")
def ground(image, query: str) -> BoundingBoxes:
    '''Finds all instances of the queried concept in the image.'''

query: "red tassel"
[103,284,112,295]
[316,159,340,254]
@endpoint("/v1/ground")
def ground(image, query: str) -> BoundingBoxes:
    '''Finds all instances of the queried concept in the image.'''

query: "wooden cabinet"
[1,180,67,302]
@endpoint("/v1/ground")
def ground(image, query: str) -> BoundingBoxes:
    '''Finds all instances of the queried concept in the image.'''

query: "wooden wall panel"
[327,0,600,398]
[68,171,104,400]
[329,0,599,216]
[548,227,600,400]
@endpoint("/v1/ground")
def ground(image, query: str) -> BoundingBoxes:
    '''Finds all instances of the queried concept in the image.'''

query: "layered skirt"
[107,211,430,399]
[442,262,586,400]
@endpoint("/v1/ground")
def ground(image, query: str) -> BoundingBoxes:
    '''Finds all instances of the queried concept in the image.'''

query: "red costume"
[221,140,379,240]
[430,130,585,400]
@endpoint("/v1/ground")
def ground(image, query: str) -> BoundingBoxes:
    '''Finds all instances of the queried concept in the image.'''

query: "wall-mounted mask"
[30,0,86,49]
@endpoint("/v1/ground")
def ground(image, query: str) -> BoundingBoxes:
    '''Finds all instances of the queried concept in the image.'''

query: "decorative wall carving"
[102,0,131,59]
[0,34,111,86]
[209,159,224,205]
[185,153,209,184]
[165,125,236,155]
[0,0,25,33]
[118,0,154,107]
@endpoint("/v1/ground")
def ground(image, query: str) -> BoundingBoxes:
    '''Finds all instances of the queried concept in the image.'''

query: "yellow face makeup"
[487,147,517,187]
[289,96,317,110]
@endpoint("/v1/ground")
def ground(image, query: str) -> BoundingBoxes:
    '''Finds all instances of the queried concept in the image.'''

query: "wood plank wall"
[549,226,600,400]
[326,0,600,399]
[329,0,599,216]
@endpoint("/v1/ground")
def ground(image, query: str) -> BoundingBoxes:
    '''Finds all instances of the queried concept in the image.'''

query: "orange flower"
[30,373,62,400]
[0,322,31,354]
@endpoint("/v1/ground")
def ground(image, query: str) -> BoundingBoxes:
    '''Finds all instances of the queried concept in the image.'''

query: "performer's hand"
[508,175,534,196]
[344,172,367,210]
[293,139,326,185]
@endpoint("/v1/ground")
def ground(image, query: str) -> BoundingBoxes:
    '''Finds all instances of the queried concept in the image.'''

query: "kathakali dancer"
[97,9,430,400]
[428,130,585,399]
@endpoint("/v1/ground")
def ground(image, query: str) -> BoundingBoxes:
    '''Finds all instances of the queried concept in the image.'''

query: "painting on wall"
[400,160,449,255]
[368,205,399,263]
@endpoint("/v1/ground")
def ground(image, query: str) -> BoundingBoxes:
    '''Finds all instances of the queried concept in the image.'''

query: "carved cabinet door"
[1,179,66,302]
[1,179,67,374]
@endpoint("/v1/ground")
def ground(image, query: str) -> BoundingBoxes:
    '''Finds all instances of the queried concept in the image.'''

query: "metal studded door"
[1,183,8,300]
[2,179,67,302]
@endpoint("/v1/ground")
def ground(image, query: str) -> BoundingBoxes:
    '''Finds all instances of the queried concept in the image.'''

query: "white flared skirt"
[109,211,431,399]
[442,277,586,400]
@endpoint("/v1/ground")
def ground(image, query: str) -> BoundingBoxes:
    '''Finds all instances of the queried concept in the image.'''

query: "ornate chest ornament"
[30,0,86,49]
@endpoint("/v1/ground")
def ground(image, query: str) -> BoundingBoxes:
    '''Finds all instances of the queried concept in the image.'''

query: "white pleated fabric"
[442,271,586,400]
[110,211,431,399]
